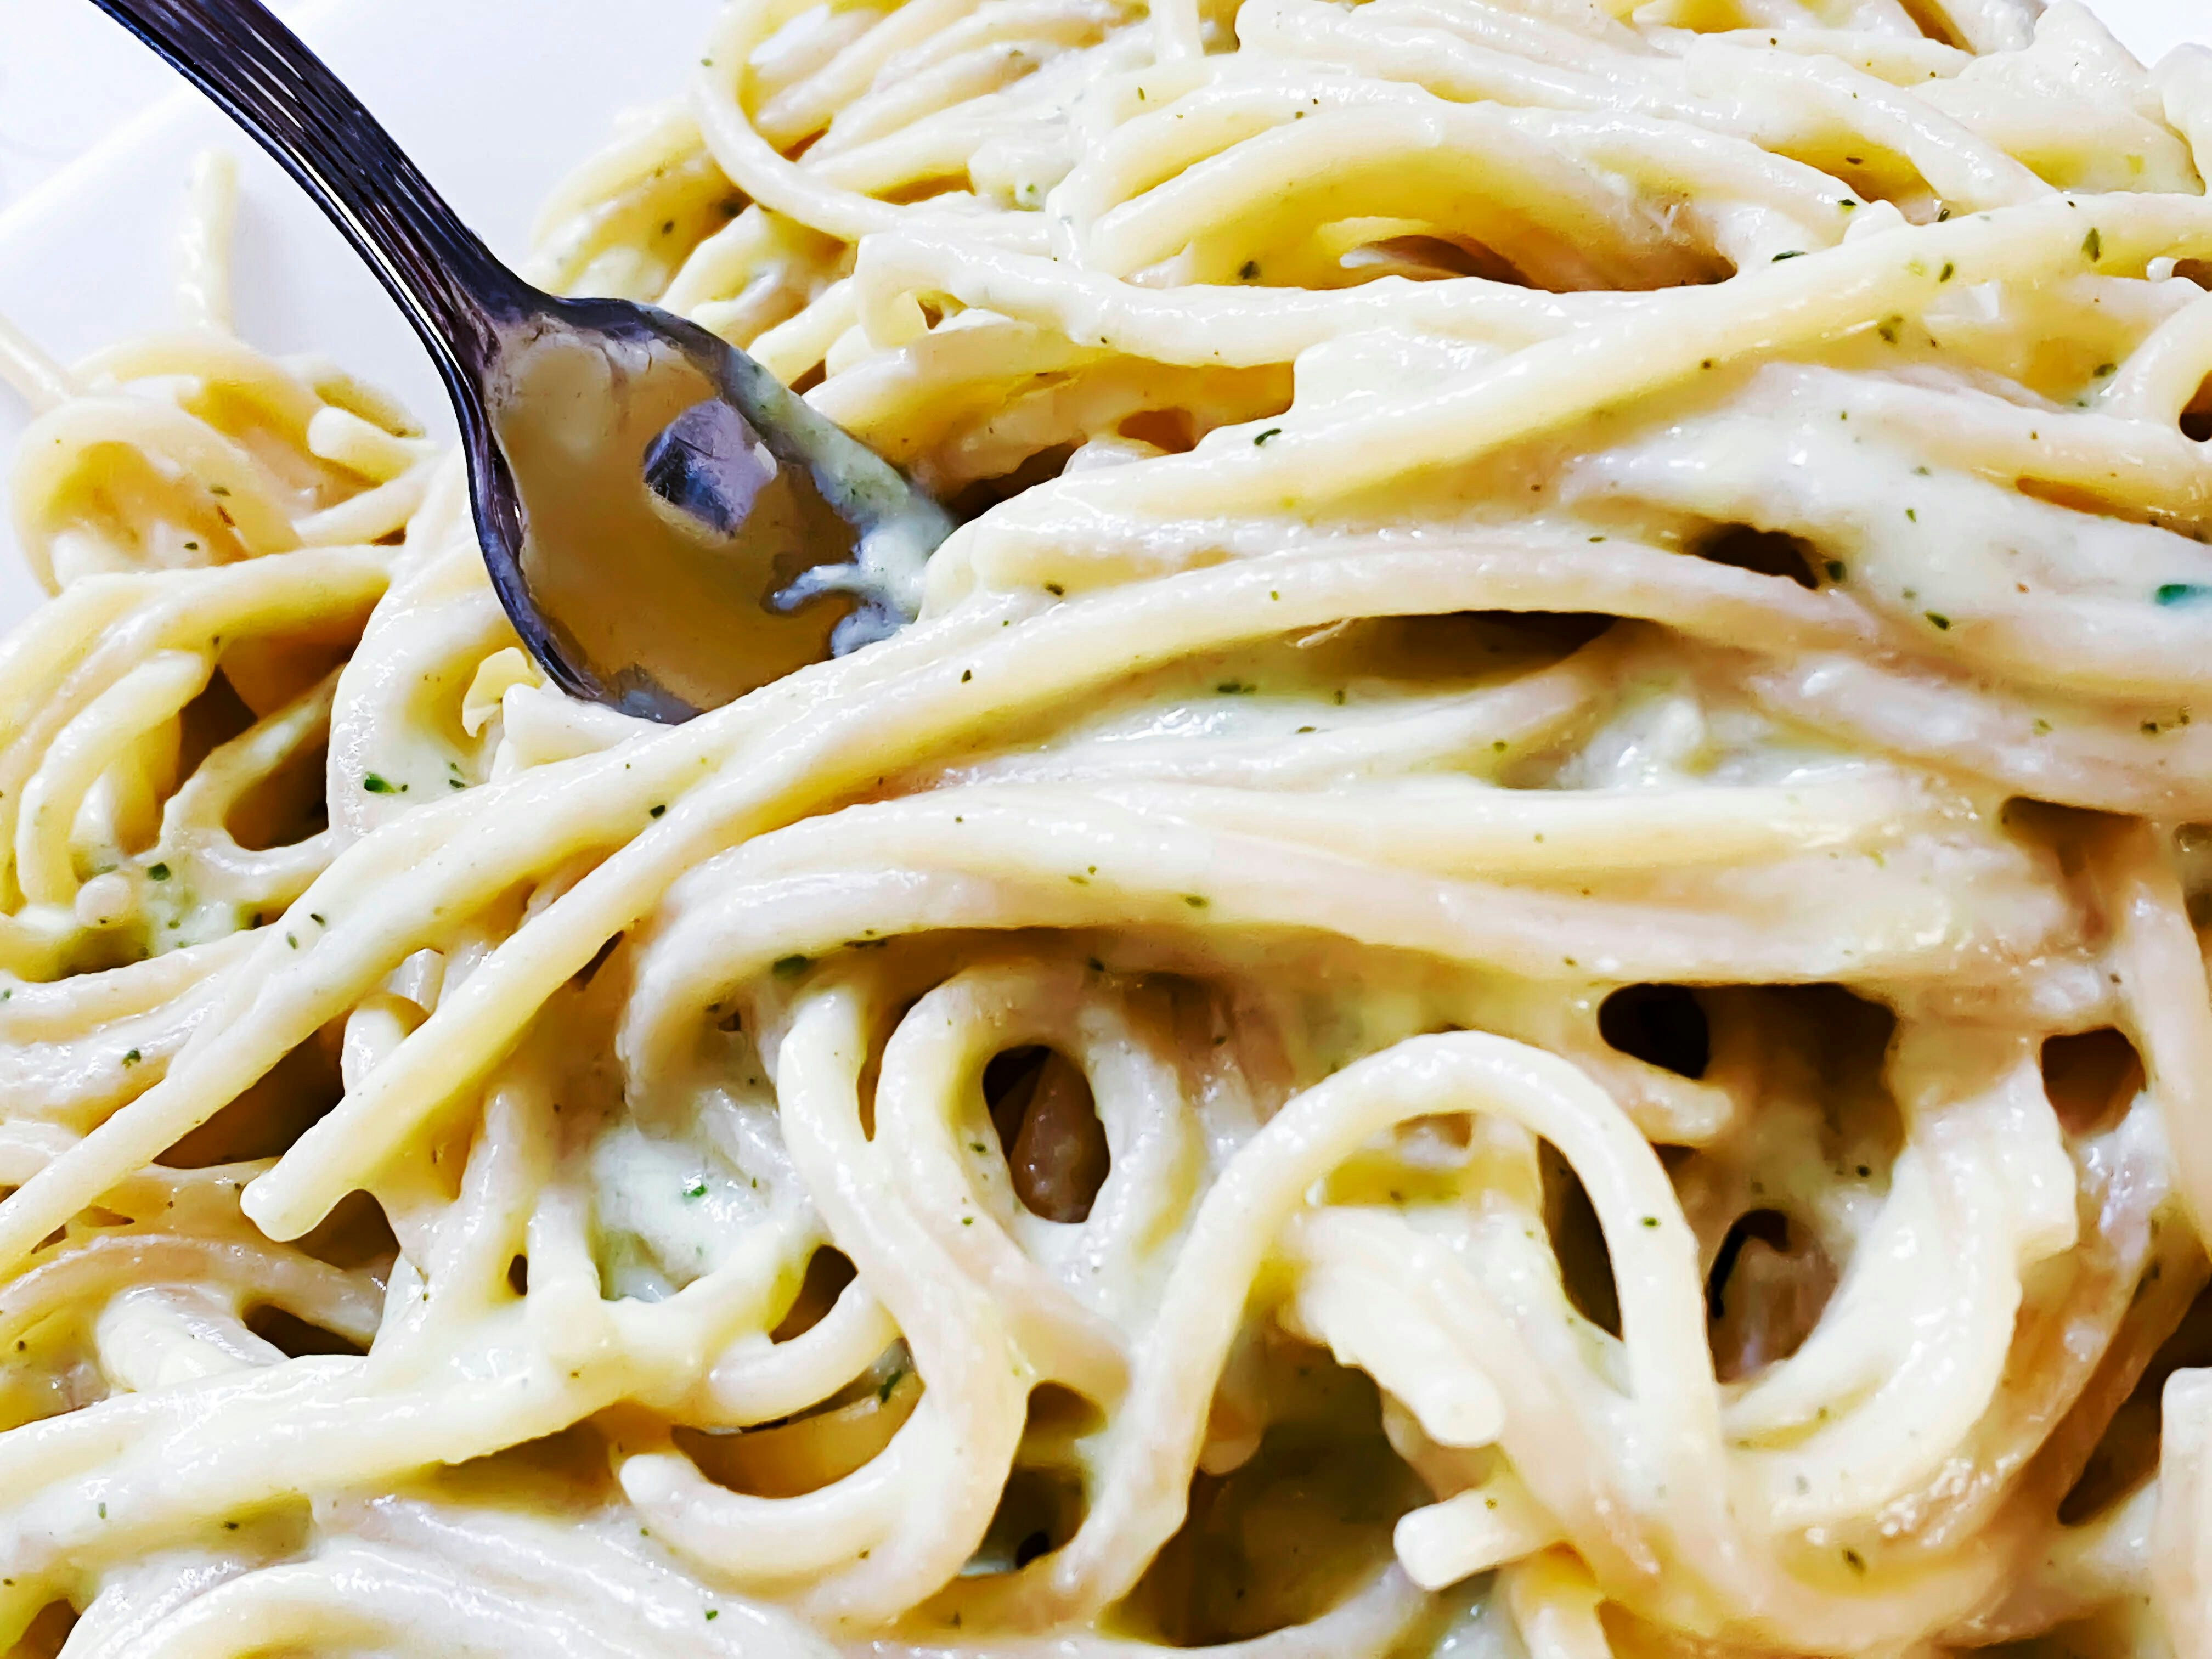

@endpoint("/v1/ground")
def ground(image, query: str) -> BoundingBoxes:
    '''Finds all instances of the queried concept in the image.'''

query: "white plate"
[0,0,2202,634]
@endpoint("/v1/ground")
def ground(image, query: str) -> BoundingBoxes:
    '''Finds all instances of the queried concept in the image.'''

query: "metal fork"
[90,0,951,722]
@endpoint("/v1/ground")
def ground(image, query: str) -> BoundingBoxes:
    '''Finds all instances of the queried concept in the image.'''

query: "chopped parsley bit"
[1824,559,1847,582]
[146,862,171,881]
[286,934,298,949]
[1045,583,1065,596]
[1253,428,1282,446]
[1069,873,1090,885]
[362,773,398,794]
[1589,534,1606,543]
[98,1503,106,1519]
[1771,250,1805,261]
[772,953,810,978]
[1237,260,1260,280]
[876,1366,907,1403]
[1216,680,1254,695]
[209,484,230,496]
[1925,612,1951,630]
[1936,205,1951,221]
[121,1049,141,1067]
[961,669,973,682]
[1640,1215,1660,1228]
[1913,465,1932,476]
[1905,508,1917,522]
[1875,315,1903,344]
[2033,718,2052,735]
[706,1610,720,1621]
[683,1181,707,1200]
[661,219,675,235]
[224,1520,239,1530]
[310,913,325,925]
[1838,199,1857,211]
[2083,228,2102,262]
[649,804,667,818]
[2092,362,2117,378]
[2144,719,2164,735]
[2157,582,2212,606]
[184,540,199,551]
[1938,262,1954,282]
[1843,1548,1866,1573]
[1183,894,1209,909]
[962,1215,975,1225]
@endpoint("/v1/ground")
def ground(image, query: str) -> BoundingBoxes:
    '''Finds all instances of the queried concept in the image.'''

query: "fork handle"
[88,0,531,387]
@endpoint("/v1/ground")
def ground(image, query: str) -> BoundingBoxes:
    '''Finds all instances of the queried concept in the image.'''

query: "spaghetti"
[1,0,2211,1653]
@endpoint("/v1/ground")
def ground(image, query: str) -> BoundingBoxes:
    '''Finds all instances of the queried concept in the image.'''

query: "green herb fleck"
[1824,560,1847,582]
[684,1181,707,1200]
[772,953,810,978]
[1771,250,1805,261]
[2084,228,2102,262]
[650,804,667,818]
[147,862,170,881]
[1183,894,1209,909]
[1253,428,1281,446]
[121,1049,140,1067]
[1938,262,1954,282]
[1216,680,1254,695]
[1237,260,1260,280]
[362,773,397,794]
[2157,582,2212,606]
[1925,612,1950,630]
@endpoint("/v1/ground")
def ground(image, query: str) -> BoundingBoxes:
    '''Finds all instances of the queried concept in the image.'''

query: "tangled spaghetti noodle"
[3,0,2212,1652]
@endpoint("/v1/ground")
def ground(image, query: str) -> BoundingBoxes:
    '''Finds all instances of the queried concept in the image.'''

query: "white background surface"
[0,0,725,624]
[0,0,2203,631]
